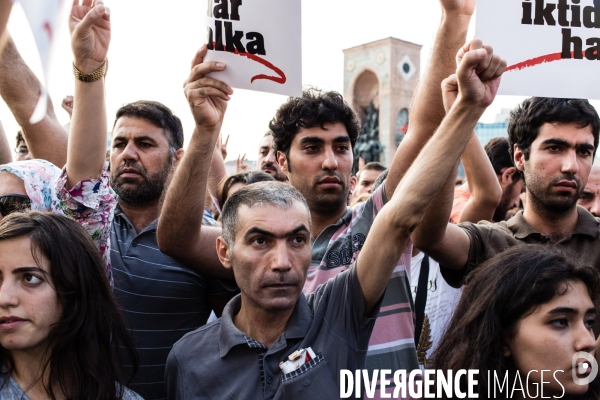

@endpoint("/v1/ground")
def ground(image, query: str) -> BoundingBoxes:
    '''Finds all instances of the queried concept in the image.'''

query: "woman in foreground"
[0,212,140,399]
[433,245,599,399]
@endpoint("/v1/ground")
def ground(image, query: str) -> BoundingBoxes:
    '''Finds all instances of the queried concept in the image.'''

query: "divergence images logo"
[573,352,598,386]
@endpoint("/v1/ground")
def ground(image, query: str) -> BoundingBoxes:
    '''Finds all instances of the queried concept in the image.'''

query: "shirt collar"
[507,206,600,240]
[218,293,313,358]
[113,204,158,232]
[340,207,354,226]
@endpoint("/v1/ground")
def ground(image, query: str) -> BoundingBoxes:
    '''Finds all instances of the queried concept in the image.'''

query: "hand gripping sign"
[476,0,600,100]
[204,0,302,97]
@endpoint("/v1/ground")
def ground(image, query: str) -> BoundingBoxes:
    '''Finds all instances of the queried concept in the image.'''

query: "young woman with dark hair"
[433,245,600,399]
[0,211,140,399]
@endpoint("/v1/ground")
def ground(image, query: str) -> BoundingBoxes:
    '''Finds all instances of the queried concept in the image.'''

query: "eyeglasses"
[0,194,31,216]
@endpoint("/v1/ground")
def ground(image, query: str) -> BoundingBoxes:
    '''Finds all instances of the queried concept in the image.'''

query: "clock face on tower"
[397,55,416,82]
[396,108,409,146]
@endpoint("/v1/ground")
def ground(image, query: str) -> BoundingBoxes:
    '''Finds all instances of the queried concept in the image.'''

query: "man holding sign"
[158,1,480,397]
[163,41,506,400]
[203,0,301,97]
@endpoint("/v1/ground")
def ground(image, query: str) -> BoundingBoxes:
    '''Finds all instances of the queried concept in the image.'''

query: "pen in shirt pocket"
[279,347,317,374]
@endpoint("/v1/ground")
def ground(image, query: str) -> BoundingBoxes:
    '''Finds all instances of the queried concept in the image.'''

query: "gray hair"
[221,182,311,247]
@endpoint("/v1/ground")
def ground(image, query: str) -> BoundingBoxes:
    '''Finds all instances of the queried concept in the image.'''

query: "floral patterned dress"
[0,160,116,287]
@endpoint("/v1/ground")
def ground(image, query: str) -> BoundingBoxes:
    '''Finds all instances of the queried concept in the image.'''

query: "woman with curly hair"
[433,245,600,399]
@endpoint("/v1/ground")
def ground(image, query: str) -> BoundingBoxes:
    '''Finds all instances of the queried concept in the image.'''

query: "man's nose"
[562,150,580,175]
[322,147,338,170]
[265,149,276,164]
[271,242,292,272]
[121,142,139,161]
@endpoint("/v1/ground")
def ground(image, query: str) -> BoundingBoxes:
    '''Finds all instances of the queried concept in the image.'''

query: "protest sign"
[476,0,600,100]
[204,0,302,97]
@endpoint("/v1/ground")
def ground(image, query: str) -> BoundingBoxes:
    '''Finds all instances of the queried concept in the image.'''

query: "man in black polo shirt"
[413,97,600,288]
[163,42,506,399]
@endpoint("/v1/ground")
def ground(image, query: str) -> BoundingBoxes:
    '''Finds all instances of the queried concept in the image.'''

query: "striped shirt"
[111,208,237,400]
[304,184,419,399]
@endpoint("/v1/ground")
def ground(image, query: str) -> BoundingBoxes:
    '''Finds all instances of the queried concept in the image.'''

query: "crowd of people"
[0,0,599,399]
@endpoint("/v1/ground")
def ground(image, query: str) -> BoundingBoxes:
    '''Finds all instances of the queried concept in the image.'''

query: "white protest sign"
[204,0,302,97]
[476,0,600,100]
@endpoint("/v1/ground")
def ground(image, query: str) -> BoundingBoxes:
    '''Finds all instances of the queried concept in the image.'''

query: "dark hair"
[217,171,275,210]
[508,98,600,161]
[114,100,184,150]
[484,137,523,182]
[0,212,138,400]
[370,168,389,194]
[15,130,24,147]
[269,88,361,169]
[357,162,386,181]
[221,181,310,247]
[433,245,600,399]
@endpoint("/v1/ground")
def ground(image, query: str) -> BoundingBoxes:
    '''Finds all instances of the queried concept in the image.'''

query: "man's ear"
[501,167,517,184]
[277,151,288,173]
[216,236,233,271]
[513,145,525,172]
[349,176,357,193]
[173,148,185,168]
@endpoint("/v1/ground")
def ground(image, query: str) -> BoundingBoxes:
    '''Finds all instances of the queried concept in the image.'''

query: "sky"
[0,0,589,163]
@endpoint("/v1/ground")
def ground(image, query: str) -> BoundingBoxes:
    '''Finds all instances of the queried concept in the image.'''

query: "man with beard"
[109,101,238,399]
[413,97,600,290]
[257,131,288,182]
[162,41,506,399]
[158,2,481,397]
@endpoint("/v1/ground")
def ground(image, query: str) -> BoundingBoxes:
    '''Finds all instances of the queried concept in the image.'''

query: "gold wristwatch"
[72,59,107,82]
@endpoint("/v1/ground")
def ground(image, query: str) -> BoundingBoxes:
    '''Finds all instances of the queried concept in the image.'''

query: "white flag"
[18,0,66,123]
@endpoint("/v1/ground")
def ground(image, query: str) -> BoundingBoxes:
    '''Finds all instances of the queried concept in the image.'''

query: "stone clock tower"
[343,38,421,166]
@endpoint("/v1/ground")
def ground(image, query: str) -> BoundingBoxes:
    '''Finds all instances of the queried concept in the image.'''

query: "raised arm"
[157,45,234,279]
[457,134,502,223]
[359,44,506,314]
[411,41,506,270]
[0,119,12,164]
[66,0,110,187]
[384,0,475,197]
[0,38,68,167]
[438,57,501,224]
